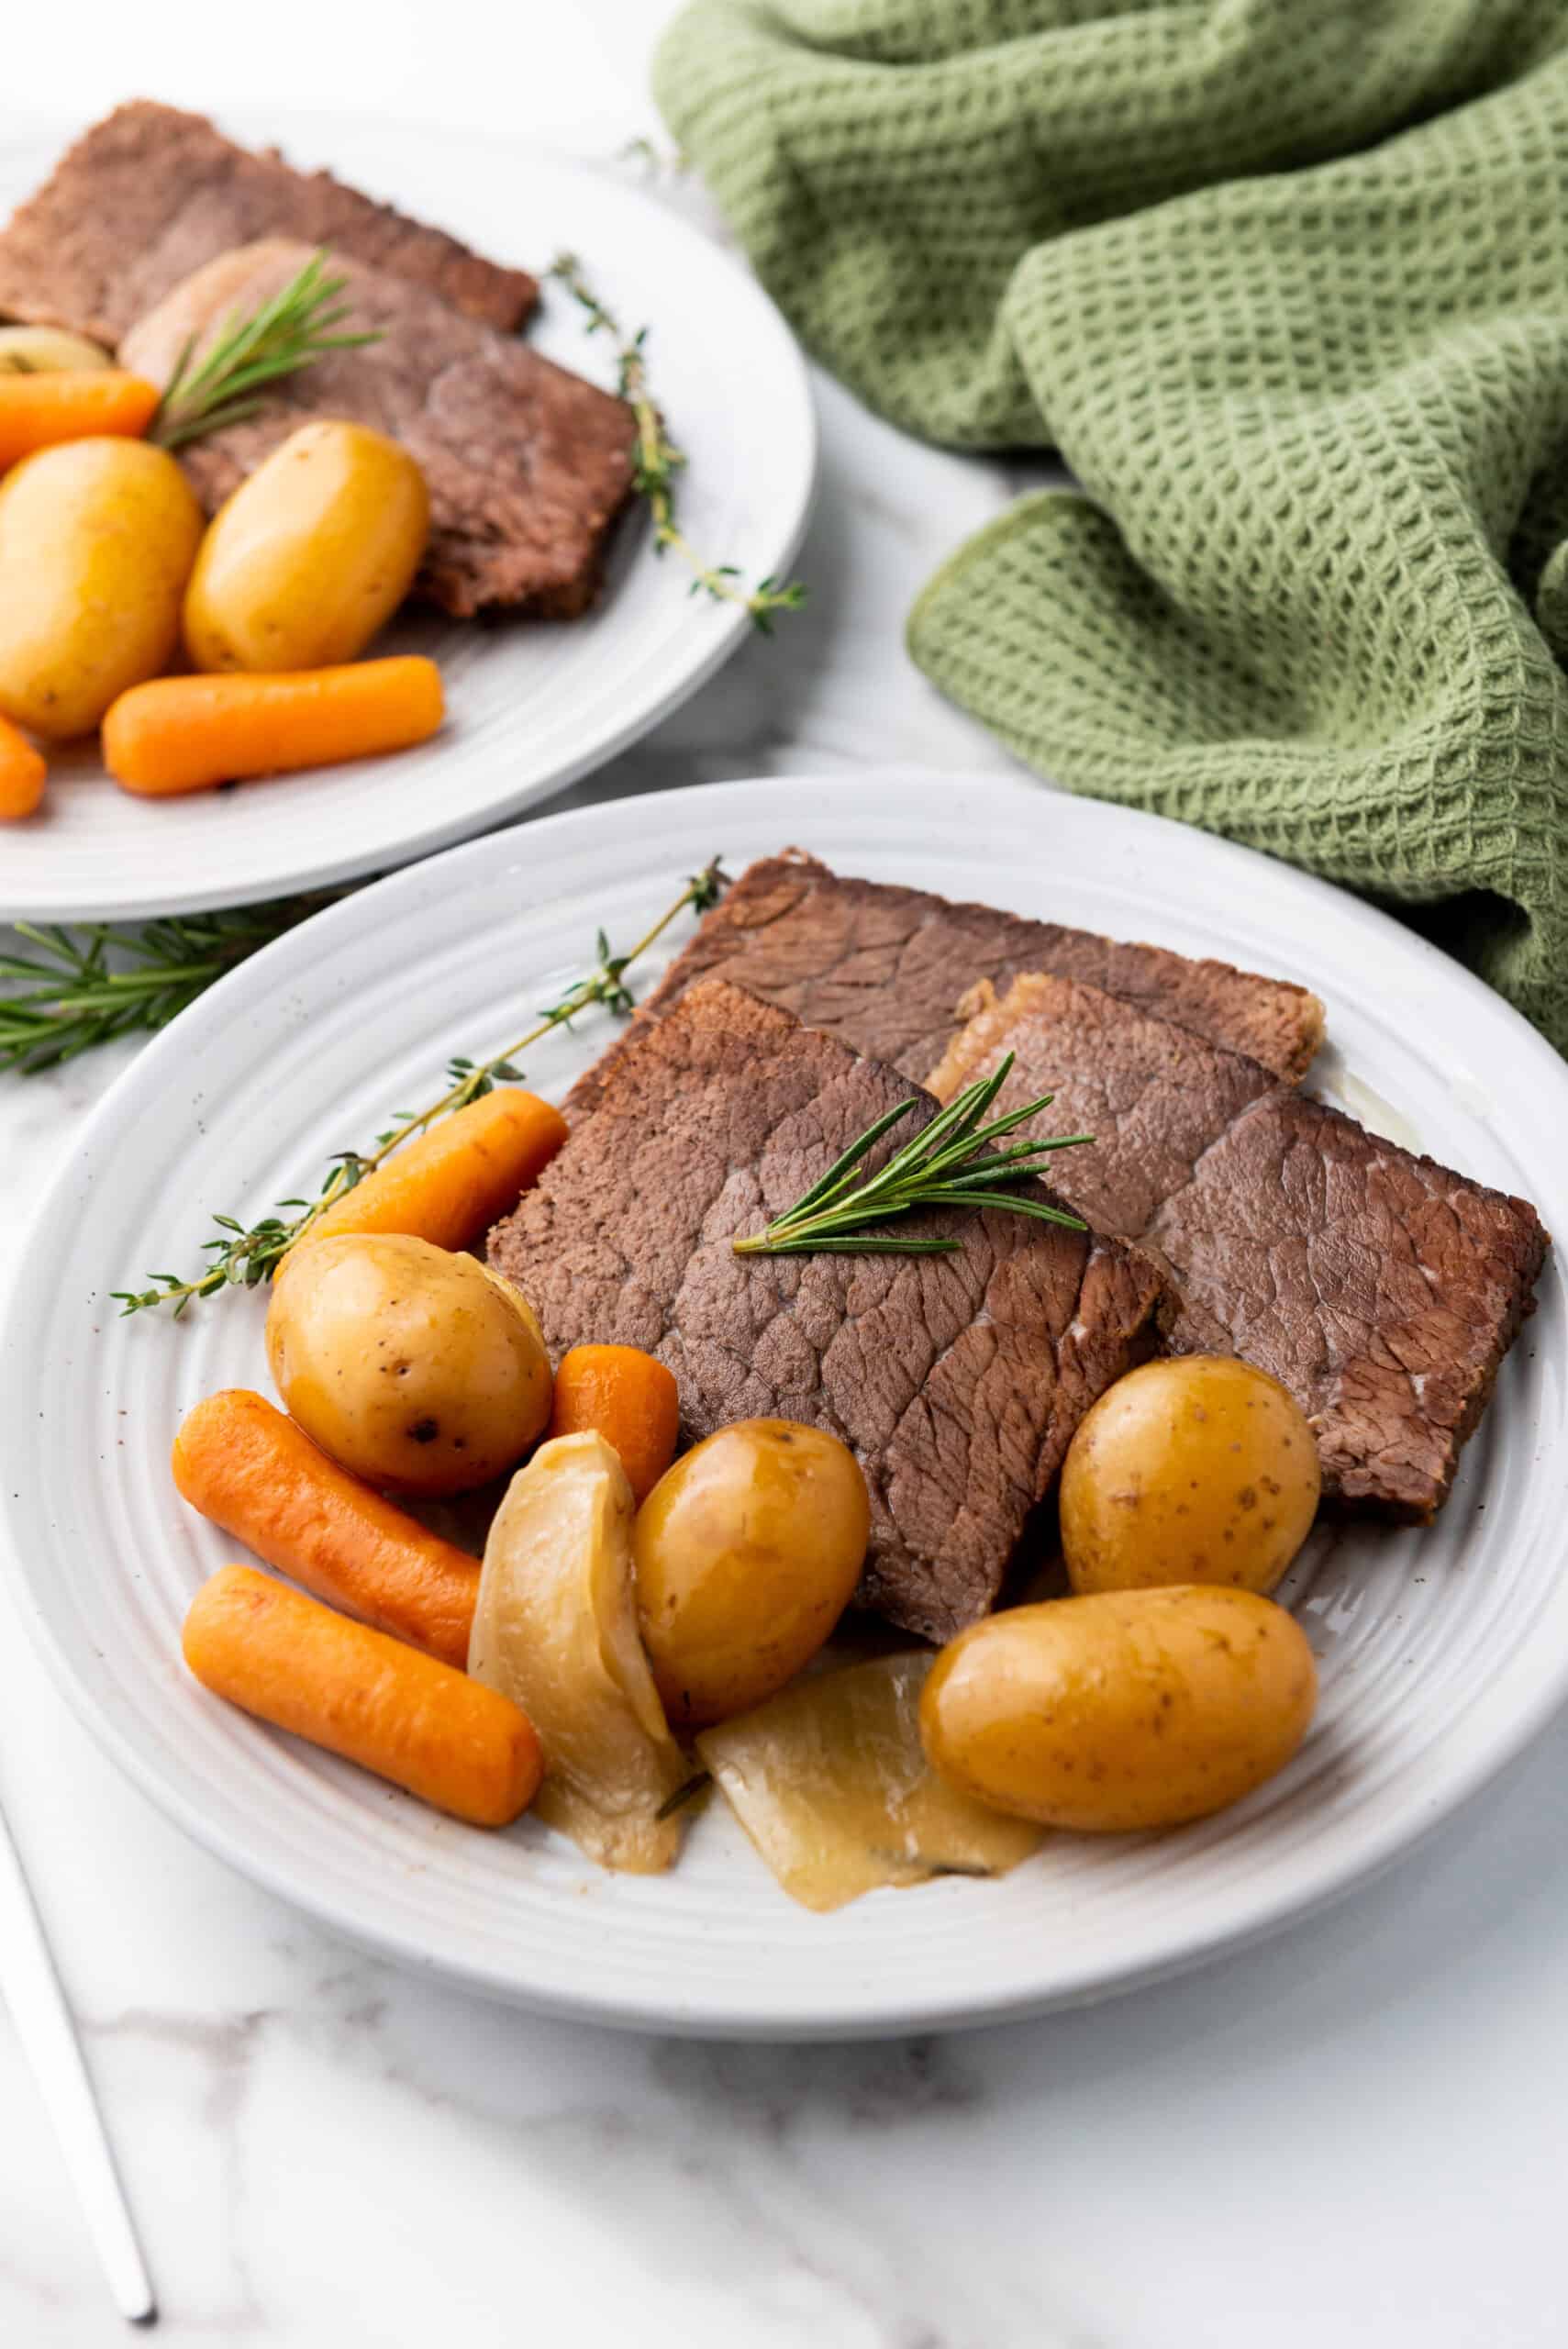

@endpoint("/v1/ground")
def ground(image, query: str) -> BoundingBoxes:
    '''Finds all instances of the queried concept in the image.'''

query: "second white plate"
[2,774,1562,2035]
[0,112,817,921]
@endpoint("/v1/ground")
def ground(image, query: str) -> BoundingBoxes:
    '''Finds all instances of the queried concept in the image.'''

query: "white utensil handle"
[0,1801,155,2324]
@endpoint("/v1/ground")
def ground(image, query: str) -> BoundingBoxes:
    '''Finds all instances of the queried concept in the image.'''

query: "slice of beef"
[928,972,1550,1520]
[120,241,636,620]
[0,102,535,346]
[1148,1093,1548,1519]
[928,972,1278,1238]
[488,979,1161,1642]
[568,851,1323,1118]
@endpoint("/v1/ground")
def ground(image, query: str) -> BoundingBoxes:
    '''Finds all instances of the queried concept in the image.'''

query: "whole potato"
[633,1419,871,1730]
[266,1234,550,1497]
[920,1586,1318,1831]
[183,421,430,674]
[0,439,205,738]
[1060,1356,1320,1598]
[0,325,113,373]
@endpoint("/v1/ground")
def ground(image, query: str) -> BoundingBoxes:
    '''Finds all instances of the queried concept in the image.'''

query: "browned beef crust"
[120,241,636,621]
[568,852,1324,1118]
[0,102,536,344]
[929,973,1550,1520]
[489,980,1161,1642]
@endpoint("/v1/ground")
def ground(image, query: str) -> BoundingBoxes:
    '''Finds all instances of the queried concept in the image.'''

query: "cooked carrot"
[183,1564,541,1827]
[303,1088,568,1253]
[0,373,160,470]
[172,1389,481,1668]
[0,712,45,820]
[548,1345,681,1504]
[102,657,443,796]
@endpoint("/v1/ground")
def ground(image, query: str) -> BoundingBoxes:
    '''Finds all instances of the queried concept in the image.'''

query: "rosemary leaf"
[733,1052,1091,1259]
[0,897,339,1075]
[149,250,383,452]
[735,1233,963,1257]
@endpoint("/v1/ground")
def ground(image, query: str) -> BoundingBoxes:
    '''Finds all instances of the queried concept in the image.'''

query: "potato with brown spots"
[919,1587,1318,1831]
[266,1233,551,1497]
[1060,1357,1319,1598]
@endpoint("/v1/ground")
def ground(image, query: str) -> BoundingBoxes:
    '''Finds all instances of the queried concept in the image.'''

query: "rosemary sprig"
[0,897,339,1074]
[733,1053,1092,1259]
[149,250,383,452]
[113,860,728,1317]
[549,252,806,634]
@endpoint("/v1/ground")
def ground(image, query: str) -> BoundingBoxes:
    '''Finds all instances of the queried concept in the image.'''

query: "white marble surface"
[3,7,1567,2343]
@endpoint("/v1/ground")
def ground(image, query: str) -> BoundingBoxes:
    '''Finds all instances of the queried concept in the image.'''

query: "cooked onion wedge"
[696,1653,1044,1911]
[469,1431,690,1872]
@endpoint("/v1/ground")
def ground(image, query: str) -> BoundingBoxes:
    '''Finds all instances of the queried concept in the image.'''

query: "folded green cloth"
[655,1,1568,1053]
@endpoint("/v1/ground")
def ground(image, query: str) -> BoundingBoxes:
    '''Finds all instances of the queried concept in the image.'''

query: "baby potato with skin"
[633,1419,872,1730]
[266,1233,550,1497]
[1060,1355,1320,1598]
[0,439,205,738]
[920,1586,1318,1831]
[184,421,430,674]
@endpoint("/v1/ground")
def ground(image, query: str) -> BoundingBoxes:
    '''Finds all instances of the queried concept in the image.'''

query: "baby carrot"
[0,712,45,820]
[172,1390,480,1668]
[548,1345,681,1503]
[183,1564,541,1827]
[0,372,159,470]
[102,657,443,796]
[306,1089,568,1253]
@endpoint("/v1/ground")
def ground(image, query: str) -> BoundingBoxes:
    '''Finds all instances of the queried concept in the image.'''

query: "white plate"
[3,773,1563,2037]
[0,112,816,921]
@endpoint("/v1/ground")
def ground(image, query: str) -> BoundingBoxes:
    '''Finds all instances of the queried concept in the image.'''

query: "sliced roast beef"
[119,240,636,621]
[0,102,536,345]
[488,979,1161,1642]
[929,972,1279,1237]
[568,852,1324,1119]
[928,972,1549,1520]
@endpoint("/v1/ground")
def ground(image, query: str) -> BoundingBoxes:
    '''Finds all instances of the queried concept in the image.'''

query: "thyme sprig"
[113,860,728,1317]
[149,249,382,451]
[549,252,806,633]
[733,1053,1092,1259]
[618,137,688,181]
[0,898,339,1074]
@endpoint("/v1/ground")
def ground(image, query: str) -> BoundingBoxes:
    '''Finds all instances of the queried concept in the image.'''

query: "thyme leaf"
[548,253,806,633]
[113,859,728,1316]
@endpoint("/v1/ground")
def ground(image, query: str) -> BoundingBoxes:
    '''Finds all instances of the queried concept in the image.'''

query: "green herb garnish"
[149,249,382,451]
[112,860,728,1317]
[548,252,806,634]
[732,1053,1091,1259]
[0,898,340,1074]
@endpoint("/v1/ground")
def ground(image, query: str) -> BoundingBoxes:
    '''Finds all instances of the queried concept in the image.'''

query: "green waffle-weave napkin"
[655,1,1568,1053]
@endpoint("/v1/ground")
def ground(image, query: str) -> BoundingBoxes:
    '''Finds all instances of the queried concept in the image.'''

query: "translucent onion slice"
[470,1431,690,1872]
[697,1653,1044,1911]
